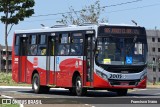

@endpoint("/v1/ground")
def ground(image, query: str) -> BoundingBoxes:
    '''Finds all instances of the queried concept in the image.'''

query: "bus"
[12,23,148,96]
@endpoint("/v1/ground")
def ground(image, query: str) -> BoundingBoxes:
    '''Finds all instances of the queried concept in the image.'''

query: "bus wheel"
[116,89,128,96]
[75,76,87,96]
[32,73,42,94]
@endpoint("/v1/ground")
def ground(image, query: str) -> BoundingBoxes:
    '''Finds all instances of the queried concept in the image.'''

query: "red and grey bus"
[12,23,148,96]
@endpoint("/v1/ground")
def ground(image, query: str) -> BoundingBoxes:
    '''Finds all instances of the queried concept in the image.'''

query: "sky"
[0,0,160,46]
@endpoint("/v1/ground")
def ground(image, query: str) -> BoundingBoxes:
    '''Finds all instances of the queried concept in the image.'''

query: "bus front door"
[18,36,28,83]
[46,36,56,85]
[85,34,94,86]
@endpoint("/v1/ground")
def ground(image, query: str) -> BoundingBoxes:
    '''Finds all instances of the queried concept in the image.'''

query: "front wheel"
[74,76,87,96]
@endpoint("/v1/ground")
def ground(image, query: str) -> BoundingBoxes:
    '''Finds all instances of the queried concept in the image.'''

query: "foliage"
[0,0,35,73]
[0,72,14,84]
[0,0,35,25]
[0,72,30,86]
[57,0,107,25]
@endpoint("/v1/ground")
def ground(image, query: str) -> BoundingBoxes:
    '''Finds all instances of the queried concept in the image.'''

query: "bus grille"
[108,79,140,86]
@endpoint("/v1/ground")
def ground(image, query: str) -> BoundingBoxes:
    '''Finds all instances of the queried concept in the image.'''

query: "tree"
[57,0,107,25]
[0,0,35,73]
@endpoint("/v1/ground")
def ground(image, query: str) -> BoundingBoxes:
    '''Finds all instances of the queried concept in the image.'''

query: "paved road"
[0,86,160,107]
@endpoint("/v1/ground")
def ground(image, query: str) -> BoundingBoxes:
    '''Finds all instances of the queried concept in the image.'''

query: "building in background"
[146,29,160,83]
[0,45,12,71]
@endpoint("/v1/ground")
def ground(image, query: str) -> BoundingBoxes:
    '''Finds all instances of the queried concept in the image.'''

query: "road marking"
[1,95,13,99]
[0,86,68,90]
[153,93,160,95]
[1,94,24,107]
[0,86,31,89]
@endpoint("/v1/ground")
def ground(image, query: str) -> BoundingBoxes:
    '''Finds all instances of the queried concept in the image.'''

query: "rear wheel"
[32,73,50,93]
[116,89,128,96]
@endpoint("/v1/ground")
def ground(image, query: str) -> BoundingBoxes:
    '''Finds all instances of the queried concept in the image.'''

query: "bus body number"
[109,74,122,79]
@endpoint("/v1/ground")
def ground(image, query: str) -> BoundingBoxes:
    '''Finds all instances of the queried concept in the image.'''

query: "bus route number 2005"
[109,74,122,79]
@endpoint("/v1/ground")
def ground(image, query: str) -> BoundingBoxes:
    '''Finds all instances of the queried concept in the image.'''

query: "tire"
[74,76,87,96]
[32,73,41,93]
[32,73,50,94]
[116,89,128,96]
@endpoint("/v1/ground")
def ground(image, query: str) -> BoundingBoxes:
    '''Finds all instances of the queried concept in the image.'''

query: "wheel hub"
[76,80,81,91]
[33,77,38,90]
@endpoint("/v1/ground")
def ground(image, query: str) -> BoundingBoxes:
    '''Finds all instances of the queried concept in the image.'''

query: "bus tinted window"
[31,35,37,44]
[15,35,20,55]
[28,45,37,55]
[61,34,69,43]
[15,36,20,45]
[37,45,47,55]
[40,35,46,44]
[70,44,83,55]
[70,33,83,55]
[57,44,70,55]
[15,46,19,55]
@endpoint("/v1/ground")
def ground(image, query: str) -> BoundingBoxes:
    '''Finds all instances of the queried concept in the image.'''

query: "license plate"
[120,82,129,85]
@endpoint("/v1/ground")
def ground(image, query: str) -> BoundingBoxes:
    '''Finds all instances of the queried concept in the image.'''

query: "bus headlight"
[96,70,108,80]
[140,72,147,81]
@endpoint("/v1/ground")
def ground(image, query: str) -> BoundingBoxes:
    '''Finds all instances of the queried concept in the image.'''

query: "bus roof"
[15,23,143,34]
[15,25,97,34]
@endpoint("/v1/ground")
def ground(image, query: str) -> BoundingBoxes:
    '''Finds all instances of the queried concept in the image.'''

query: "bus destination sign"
[104,28,140,35]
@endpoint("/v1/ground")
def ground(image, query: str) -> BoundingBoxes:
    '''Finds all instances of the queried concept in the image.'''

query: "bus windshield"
[95,36,147,66]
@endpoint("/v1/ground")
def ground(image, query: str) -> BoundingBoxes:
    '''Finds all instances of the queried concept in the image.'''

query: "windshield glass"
[95,36,147,65]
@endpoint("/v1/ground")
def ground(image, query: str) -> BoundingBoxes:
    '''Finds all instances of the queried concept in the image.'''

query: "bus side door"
[85,33,95,87]
[46,35,56,85]
[18,36,28,83]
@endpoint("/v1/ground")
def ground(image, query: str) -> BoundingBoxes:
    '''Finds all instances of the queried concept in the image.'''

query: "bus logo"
[2,99,11,104]
[56,57,59,64]
[33,57,38,67]
[75,61,78,68]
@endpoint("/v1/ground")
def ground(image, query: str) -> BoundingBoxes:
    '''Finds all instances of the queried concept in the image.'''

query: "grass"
[147,82,160,85]
[0,72,31,86]
[0,104,19,107]
[0,72,160,87]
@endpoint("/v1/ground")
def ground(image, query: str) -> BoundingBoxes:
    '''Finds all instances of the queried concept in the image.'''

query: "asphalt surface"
[0,86,160,107]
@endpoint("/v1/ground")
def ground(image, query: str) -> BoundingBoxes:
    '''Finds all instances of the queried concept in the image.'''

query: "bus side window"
[28,35,37,55]
[37,45,46,55]
[37,35,47,56]
[15,35,20,55]
[58,44,70,55]
[70,33,83,56]
[57,33,70,56]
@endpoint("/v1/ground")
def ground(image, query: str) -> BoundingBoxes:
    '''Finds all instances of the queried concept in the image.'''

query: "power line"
[31,0,142,18]
[107,3,160,14]
[23,2,160,23]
